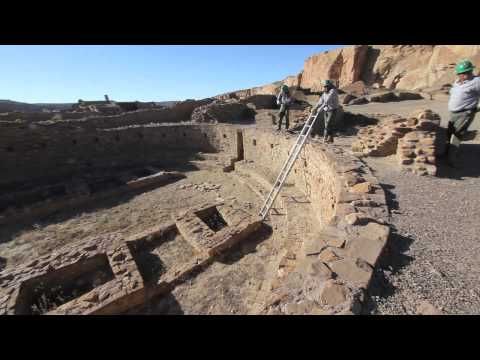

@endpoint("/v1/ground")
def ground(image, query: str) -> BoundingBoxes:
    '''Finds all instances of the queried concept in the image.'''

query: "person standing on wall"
[444,59,480,167]
[276,84,293,131]
[313,79,339,143]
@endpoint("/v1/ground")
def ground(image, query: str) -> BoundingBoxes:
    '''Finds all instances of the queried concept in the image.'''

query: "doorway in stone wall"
[236,130,244,161]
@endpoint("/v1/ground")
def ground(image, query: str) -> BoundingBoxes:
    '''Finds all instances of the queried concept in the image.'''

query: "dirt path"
[338,99,480,314]
[362,155,480,314]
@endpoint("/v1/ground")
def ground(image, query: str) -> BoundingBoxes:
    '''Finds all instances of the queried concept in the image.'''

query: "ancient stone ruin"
[0,100,391,315]
[351,109,442,176]
[3,44,479,315]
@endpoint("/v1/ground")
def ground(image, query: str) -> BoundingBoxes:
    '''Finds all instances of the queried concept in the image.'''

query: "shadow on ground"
[340,112,379,136]
[218,223,273,265]
[363,229,415,314]
[285,112,379,137]
[0,174,185,245]
[363,182,414,314]
[379,183,399,212]
[0,153,217,245]
[129,292,185,315]
[436,143,480,180]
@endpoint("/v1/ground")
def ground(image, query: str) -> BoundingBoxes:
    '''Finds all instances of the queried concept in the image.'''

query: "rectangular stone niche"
[14,254,115,315]
[195,206,228,232]
[127,226,196,285]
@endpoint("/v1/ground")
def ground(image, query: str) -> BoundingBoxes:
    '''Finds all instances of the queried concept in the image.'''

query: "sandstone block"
[307,260,333,280]
[346,234,388,267]
[345,213,360,226]
[318,248,341,263]
[330,258,373,288]
[304,238,328,256]
[319,280,348,306]
[326,236,346,248]
[350,182,373,194]
[425,164,437,176]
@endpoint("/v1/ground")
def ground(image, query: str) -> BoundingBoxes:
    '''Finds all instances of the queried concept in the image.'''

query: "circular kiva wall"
[239,128,391,315]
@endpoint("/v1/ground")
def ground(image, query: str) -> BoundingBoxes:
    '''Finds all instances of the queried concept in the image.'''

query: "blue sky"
[0,45,342,103]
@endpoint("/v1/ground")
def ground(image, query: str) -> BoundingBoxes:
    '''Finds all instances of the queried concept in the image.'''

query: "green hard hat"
[281,84,289,91]
[455,59,475,74]
[323,79,333,87]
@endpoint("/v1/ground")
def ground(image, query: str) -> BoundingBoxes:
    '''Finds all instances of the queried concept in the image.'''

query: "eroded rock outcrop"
[304,45,480,92]
[301,45,369,92]
[217,45,480,100]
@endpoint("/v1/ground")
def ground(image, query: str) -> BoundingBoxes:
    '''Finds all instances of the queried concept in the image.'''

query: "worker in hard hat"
[444,59,480,167]
[313,79,339,143]
[276,84,293,131]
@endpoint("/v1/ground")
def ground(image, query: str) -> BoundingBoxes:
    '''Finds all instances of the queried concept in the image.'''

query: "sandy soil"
[0,167,260,267]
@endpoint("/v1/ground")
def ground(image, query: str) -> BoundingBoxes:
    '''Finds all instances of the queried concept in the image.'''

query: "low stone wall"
[0,123,239,190]
[0,201,261,315]
[0,170,185,226]
[351,109,441,176]
[0,98,215,128]
[0,112,90,123]
[240,128,390,314]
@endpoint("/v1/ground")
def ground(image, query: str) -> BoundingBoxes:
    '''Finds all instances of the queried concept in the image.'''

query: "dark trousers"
[446,109,477,164]
[323,109,337,138]
[278,104,290,130]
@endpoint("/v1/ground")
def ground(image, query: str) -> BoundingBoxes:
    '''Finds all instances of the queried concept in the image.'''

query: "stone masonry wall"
[0,123,238,189]
[242,129,340,224]
[240,128,391,314]
[351,109,441,176]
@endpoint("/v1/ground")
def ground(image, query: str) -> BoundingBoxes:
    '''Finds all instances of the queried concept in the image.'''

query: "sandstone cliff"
[216,45,480,99]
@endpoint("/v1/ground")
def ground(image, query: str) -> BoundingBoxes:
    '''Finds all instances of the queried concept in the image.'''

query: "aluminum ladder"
[259,107,322,220]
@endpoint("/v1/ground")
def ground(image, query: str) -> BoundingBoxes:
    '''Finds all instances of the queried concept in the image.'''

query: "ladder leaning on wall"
[259,107,322,221]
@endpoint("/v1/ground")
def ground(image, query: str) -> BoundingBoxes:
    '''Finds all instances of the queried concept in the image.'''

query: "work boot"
[327,136,334,143]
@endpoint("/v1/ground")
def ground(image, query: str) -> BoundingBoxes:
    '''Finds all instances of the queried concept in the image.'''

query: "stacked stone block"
[351,108,441,175]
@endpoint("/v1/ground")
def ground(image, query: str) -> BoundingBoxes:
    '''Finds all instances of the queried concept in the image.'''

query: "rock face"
[301,45,370,92]
[364,45,480,91]
[301,45,480,91]
[217,45,480,99]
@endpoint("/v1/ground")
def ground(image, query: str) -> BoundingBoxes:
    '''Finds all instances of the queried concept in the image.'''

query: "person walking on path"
[444,59,480,167]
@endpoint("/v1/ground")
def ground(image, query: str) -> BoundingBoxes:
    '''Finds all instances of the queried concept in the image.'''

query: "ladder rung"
[260,107,321,219]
